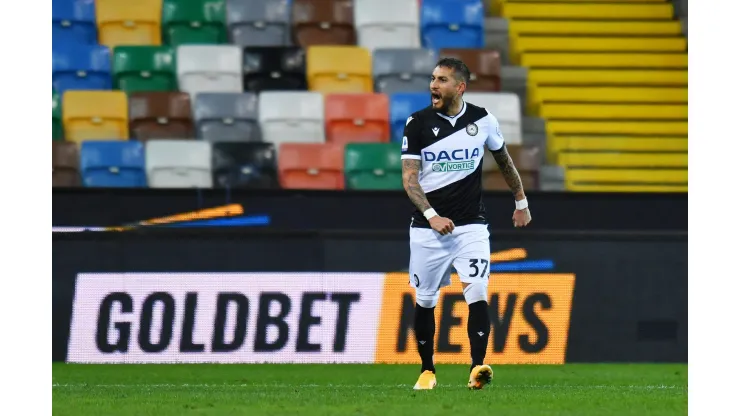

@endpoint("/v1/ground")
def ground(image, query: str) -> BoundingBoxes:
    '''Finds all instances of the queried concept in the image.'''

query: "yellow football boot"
[467,365,493,390]
[413,370,437,390]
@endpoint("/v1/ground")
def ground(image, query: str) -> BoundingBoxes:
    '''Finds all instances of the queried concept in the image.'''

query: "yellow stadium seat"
[558,152,687,168]
[508,20,682,36]
[307,46,373,93]
[550,136,688,153]
[513,37,686,53]
[566,168,687,184]
[501,3,674,20]
[565,183,687,193]
[531,87,687,106]
[62,91,129,143]
[96,0,162,48]
[521,53,687,69]
[547,121,688,136]
[528,69,688,86]
[539,104,687,120]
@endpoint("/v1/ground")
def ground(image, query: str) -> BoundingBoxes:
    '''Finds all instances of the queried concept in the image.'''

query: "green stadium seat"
[162,0,227,46]
[113,46,178,92]
[344,143,403,190]
[53,89,63,141]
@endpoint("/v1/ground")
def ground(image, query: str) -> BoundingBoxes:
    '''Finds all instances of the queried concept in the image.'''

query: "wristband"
[515,198,528,211]
[423,208,438,220]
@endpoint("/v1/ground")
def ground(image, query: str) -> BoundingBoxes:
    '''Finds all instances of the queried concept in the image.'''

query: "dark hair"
[435,57,470,84]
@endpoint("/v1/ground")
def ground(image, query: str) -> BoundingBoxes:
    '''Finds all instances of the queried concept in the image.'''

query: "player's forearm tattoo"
[402,159,432,213]
[492,146,525,199]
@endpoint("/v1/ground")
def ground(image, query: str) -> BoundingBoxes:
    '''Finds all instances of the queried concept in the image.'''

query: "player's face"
[430,66,461,112]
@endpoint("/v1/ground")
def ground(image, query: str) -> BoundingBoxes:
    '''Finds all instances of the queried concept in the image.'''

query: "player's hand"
[513,208,531,228]
[429,216,455,235]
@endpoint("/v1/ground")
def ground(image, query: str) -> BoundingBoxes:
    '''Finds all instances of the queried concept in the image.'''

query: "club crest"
[466,123,478,136]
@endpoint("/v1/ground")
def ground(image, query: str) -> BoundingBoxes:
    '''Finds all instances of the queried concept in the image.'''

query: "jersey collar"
[435,101,467,127]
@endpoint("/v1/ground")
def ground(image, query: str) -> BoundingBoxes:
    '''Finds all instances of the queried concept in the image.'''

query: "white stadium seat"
[258,92,326,149]
[145,140,213,188]
[176,45,243,97]
[354,0,421,51]
[465,92,523,145]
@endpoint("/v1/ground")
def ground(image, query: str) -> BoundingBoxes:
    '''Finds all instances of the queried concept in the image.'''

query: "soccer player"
[401,58,532,390]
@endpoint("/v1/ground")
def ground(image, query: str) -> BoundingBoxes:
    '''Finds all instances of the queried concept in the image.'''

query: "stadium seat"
[500,2,675,20]
[521,53,687,69]
[227,0,292,46]
[162,0,227,46]
[527,69,688,87]
[389,92,429,142]
[372,48,438,94]
[539,104,687,121]
[52,141,81,187]
[193,92,261,142]
[464,92,522,145]
[325,94,390,145]
[291,0,356,47]
[514,37,685,54]
[354,0,421,50]
[176,45,243,97]
[145,140,214,188]
[439,48,501,91]
[278,143,344,189]
[112,46,178,92]
[53,0,98,46]
[53,90,64,141]
[258,91,326,147]
[557,152,688,169]
[242,47,308,92]
[62,91,129,143]
[52,44,113,94]
[481,145,540,191]
[344,143,403,190]
[96,0,163,48]
[79,141,147,187]
[420,0,484,49]
[128,92,195,141]
[565,168,687,193]
[547,121,688,136]
[212,142,278,188]
[508,20,683,37]
[307,46,373,93]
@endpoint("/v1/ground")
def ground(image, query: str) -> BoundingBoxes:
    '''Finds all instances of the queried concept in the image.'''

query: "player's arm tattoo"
[402,159,432,212]
[491,146,526,200]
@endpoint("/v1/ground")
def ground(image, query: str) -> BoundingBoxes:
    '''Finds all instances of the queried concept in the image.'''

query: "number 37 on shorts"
[408,224,491,294]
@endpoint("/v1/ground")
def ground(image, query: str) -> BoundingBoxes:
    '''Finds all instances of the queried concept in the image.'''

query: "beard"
[431,92,456,114]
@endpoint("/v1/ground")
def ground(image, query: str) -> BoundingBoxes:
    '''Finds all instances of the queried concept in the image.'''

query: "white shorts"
[408,224,491,304]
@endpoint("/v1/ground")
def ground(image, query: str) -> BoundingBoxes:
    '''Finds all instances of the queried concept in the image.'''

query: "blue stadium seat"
[420,0,484,49]
[53,0,98,46]
[80,141,147,188]
[389,92,429,142]
[53,44,113,94]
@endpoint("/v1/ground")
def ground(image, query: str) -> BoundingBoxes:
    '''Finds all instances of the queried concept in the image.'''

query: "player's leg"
[451,226,494,389]
[408,227,454,389]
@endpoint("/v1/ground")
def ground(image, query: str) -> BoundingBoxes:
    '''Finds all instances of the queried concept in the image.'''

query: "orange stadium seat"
[62,91,129,143]
[128,92,195,141]
[96,0,163,48]
[325,93,390,144]
[278,143,345,189]
[307,46,373,93]
[291,0,356,47]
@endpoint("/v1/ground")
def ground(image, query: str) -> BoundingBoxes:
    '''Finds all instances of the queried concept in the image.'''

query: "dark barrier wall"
[53,189,688,230]
[53,229,687,364]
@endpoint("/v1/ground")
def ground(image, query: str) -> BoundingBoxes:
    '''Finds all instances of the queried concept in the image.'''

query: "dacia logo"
[424,148,479,173]
[422,148,480,162]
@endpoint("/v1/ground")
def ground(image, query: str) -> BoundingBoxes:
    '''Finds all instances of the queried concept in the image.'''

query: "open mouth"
[431,92,441,105]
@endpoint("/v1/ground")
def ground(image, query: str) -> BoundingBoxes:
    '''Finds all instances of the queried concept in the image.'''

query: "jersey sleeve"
[485,111,505,152]
[400,115,422,160]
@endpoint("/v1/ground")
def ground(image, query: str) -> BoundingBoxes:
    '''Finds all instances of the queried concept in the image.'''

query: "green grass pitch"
[52,363,687,415]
